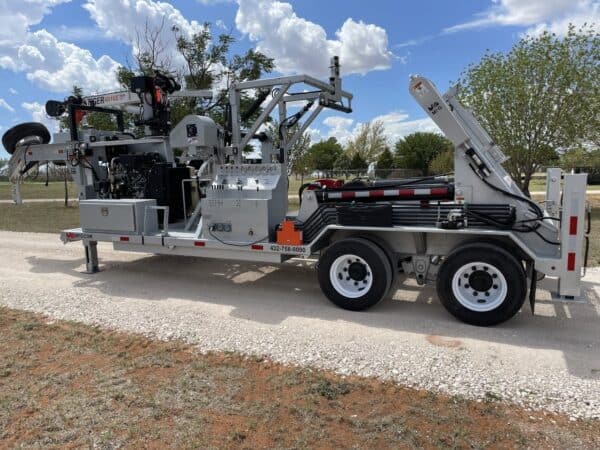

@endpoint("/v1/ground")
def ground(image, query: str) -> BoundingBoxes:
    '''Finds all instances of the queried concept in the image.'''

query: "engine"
[109,153,162,199]
[108,152,191,222]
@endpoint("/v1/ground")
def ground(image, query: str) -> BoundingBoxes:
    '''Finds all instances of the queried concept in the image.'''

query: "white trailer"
[4,58,589,326]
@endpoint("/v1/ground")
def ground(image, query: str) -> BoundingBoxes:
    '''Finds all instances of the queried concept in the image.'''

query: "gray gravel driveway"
[0,231,598,419]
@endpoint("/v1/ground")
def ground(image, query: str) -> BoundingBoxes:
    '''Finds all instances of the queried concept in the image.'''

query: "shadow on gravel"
[25,251,600,380]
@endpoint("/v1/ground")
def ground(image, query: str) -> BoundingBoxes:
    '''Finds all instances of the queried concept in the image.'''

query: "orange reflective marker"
[276,220,303,246]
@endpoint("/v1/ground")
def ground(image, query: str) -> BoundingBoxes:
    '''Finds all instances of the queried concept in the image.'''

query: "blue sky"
[0,0,598,158]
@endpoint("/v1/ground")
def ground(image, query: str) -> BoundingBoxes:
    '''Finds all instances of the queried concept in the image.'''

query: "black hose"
[472,165,543,218]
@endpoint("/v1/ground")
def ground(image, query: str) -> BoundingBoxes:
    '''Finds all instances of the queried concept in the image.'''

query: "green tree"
[116,17,174,88]
[287,129,311,179]
[59,86,119,133]
[345,120,387,162]
[560,147,600,171]
[333,152,352,176]
[395,132,452,175]
[171,23,274,128]
[117,22,274,130]
[265,120,312,177]
[375,147,394,178]
[306,138,344,176]
[429,148,454,175]
[457,25,599,193]
[350,153,368,172]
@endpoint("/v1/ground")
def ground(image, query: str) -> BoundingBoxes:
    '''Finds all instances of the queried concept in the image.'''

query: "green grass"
[0,202,80,233]
[0,201,300,234]
[0,181,77,200]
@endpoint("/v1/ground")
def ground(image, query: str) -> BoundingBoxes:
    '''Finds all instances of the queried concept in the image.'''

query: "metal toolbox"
[80,199,157,234]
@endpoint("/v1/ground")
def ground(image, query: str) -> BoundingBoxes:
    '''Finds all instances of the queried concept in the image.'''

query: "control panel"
[201,164,287,242]
[212,164,282,192]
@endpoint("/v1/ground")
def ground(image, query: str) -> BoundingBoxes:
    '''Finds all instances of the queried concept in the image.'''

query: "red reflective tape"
[120,236,130,242]
[569,216,578,235]
[341,191,355,200]
[567,252,576,271]
[65,232,78,240]
[194,241,205,247]
[251,244,263,250]
[398,189,414,197]
[369,190,385,198]
[430,187,449,196]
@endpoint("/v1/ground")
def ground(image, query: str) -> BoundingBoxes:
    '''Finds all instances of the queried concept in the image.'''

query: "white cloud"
[445,0,599,35]
[235,0,394,77]
[0,0,121,93]
[372,112,440,143]
[0,0,71,45]
[84,0,203,72]
[306,127,322,144]
[23,30,121,93]
[8,88,18,95]
[0,99,15,113]
[22,102,59,133]
[49,25,117,43]
[319,111,440,146]
[0,0,71,71]
[323,116,354,137]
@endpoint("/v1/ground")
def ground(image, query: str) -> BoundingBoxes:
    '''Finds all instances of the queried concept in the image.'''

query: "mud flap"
[528,267,537,315]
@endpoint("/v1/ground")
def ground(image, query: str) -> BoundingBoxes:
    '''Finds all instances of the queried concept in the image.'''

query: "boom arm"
[409,76,527,207]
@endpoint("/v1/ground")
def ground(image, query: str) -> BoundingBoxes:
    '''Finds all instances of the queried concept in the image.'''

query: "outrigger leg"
[84,240,99,274]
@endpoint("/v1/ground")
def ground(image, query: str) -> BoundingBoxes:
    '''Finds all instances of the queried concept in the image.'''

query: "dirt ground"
[0,307,598,449]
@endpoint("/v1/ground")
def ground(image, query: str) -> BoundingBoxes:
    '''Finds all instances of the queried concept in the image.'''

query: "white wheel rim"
[329,254,373,299]
[451,262,507,312]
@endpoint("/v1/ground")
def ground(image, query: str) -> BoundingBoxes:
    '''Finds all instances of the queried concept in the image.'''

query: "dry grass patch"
[0,306,598,449]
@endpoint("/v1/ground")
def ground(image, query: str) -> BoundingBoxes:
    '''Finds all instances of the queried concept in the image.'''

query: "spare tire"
[2,122,51,154]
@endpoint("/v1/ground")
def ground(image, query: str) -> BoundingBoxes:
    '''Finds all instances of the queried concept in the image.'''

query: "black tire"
[436,243,526,326]
[2,122,51,154]
[318,237,392,311]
